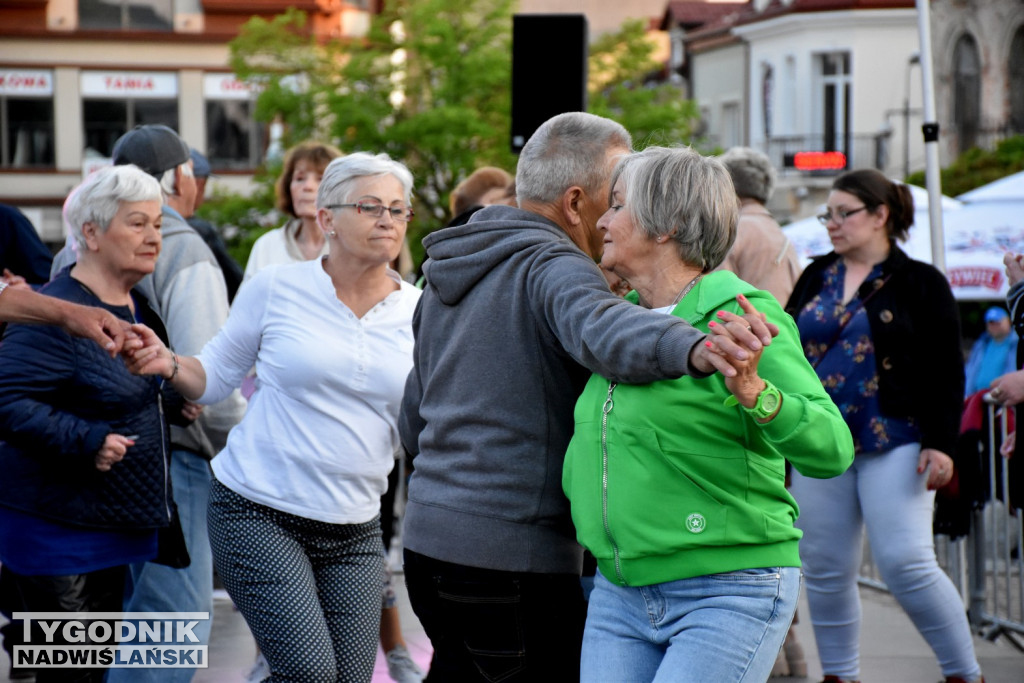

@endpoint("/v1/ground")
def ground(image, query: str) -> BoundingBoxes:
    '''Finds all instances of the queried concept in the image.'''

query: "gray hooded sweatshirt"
[399,205,707,574]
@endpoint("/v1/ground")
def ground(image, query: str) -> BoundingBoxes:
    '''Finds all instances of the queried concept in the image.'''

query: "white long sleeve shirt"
[199,259,420,523]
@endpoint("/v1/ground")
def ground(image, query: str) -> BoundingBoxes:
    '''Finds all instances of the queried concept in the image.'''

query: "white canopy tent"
[957,170,1024,203]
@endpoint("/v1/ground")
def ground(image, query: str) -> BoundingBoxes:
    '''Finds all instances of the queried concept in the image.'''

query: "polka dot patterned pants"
[208,478,384,683]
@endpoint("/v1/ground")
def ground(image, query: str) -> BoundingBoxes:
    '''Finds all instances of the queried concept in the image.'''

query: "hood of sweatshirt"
[422,204,578,306]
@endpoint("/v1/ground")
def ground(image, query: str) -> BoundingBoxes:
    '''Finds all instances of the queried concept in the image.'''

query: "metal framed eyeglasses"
[816,206,866,226]
[326,200,414,222]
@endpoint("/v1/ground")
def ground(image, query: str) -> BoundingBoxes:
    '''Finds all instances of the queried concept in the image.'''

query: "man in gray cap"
[100,125,245,683]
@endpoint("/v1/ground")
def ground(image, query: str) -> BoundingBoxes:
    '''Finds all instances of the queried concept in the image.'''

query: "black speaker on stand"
[511,14,588,154]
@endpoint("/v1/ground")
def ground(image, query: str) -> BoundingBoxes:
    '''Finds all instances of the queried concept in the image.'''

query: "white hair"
[66,165,162,249]
[317,152,414,208]
[159,160,193,198]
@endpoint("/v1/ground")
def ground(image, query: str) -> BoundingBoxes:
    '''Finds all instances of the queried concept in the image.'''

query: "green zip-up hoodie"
[562,271,854,587]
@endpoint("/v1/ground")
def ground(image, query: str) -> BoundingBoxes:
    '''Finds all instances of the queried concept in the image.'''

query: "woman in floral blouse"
[785,169,982,683]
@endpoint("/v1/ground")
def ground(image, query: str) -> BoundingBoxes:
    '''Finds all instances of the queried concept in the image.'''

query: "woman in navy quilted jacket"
[0,165,193,682]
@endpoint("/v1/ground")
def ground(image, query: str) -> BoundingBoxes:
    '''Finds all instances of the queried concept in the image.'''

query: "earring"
[327,230,337,237]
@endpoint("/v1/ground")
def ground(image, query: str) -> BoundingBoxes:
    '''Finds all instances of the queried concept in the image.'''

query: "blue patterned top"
[795,259,919,454]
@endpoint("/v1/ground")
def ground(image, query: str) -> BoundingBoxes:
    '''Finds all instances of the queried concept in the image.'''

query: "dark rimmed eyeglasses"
[325,200,414,222]
[816,206,866,226]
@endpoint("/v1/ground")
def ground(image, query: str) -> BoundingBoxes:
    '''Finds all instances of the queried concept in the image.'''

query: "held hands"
[64,303,136,358]
[1,268,30,291]
[96,433,136,472]
[122,323,176,379]
[918,448,954,491]
[690,293,778,377]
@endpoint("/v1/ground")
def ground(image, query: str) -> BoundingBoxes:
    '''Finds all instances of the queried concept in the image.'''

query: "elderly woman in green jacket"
[562,146,854,683]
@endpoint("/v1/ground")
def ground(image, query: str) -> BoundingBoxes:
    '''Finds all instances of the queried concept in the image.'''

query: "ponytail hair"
[832,169,915,242]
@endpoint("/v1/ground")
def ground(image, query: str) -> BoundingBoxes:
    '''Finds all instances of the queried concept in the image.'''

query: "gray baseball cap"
[112,124,190,178]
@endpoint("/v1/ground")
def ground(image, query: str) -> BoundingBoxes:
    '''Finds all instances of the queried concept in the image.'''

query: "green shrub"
[906,135,1024,196]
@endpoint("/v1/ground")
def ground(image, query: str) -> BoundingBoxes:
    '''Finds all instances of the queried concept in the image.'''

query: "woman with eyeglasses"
[244,141,342,279]
[125,153,421,682]
[785,169,983,683]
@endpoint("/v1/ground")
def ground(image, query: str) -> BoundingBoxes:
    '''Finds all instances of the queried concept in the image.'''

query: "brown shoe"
[821,677,860,683]
[942,677,984,683]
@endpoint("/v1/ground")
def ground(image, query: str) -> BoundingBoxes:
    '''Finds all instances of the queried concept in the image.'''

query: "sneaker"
[385,644,425,683]
[245,652,271,683]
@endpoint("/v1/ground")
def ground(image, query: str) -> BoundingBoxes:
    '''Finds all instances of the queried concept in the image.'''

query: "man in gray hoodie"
[399,112,773,681]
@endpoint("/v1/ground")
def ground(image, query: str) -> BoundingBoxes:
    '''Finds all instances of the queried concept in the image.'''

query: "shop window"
[83,99,178,158]
[205,100,263,170]
[0,70,55,168]
[78,0,173,31]
[2,97,54,168]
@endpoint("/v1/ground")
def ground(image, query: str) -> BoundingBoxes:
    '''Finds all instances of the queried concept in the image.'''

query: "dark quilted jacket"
[0,272,173,529]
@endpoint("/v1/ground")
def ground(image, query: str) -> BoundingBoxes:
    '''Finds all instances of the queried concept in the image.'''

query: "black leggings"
[1,563,125,682]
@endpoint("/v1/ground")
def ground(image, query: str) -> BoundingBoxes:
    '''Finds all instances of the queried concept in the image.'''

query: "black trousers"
[403,548,586,682]
[1,563,126,682]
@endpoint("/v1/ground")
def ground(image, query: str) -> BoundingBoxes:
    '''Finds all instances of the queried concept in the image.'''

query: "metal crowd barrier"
[858,394,1024,652]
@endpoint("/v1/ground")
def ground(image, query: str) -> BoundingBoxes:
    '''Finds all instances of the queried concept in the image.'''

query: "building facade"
[930,0,1024,162]
[666,0,1024,222]
[0,0,375,241]
[0,0,674,244]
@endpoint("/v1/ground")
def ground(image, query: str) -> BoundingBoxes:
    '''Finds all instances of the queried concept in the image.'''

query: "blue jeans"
[107,449,213,683]
[791,442,982,681]
[403,548,586,682]
[581,567,800,683]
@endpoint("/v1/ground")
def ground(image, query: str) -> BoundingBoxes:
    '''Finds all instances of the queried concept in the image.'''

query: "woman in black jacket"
[0,165,193,682]
[785,169,982,683]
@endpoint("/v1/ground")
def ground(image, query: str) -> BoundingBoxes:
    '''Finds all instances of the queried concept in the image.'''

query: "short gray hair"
[515,112,632,204]
[317,152,414,208]
[612,146,738,271]
[158,160,193,198]
[66,165,163,249]
[719,146,775,203]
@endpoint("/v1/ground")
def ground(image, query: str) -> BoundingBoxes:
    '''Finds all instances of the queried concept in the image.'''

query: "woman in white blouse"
[126,152,420,682]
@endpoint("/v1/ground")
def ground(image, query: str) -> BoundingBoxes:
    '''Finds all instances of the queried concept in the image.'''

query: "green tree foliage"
[906,135,1024,196]
[588,19,699,149]
[220,0,517,266]
[203,5,701,269]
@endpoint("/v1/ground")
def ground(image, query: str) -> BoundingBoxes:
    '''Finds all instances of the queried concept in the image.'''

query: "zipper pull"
[603,382,617,415]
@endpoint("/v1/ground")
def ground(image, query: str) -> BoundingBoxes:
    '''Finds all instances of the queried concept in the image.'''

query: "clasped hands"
[691,293,777,408]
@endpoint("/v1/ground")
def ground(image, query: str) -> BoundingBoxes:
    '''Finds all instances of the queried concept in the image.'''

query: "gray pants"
[791,443,982,681]
[208,478,384,683]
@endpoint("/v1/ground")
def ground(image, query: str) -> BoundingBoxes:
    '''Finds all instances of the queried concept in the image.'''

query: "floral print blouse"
[795,259,919,454]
